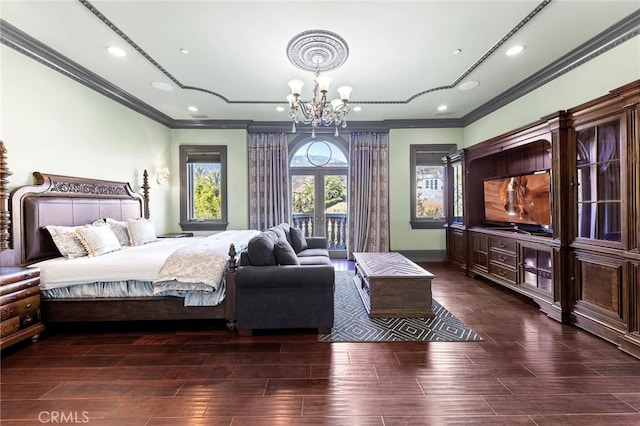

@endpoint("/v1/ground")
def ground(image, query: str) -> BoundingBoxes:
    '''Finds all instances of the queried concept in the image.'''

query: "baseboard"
[396,250,446,263]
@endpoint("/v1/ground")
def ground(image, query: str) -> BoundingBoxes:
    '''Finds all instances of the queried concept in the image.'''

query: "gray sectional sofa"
[231,223,335,333]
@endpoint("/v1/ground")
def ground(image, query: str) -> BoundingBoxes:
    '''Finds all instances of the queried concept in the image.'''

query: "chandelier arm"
[287,69,351,129]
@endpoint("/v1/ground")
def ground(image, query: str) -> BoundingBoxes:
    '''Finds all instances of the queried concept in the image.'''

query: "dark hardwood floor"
[2,261,640,425]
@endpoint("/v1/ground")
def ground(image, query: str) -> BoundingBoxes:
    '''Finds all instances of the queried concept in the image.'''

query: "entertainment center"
[444,80,640,358]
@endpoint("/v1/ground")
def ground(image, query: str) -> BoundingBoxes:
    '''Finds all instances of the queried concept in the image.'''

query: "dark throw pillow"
[289,226,308,253]
[247,232,277,266]
[273,238,299,265]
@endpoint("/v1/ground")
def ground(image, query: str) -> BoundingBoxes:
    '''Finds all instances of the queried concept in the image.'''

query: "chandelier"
[286,30,352,138]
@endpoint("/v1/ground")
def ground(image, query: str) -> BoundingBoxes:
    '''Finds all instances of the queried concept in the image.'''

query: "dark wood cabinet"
[443,80,640,357]
[0,266,43,350]
[567,81,640,358]
[469,232,488,274]
[462,112,566,319]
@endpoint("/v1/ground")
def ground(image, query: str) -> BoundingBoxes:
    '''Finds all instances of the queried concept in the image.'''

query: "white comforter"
[31,230,259,291]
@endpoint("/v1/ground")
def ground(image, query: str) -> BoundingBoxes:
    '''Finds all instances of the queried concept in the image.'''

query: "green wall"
[0,46,173,233]
[388,128,463,252]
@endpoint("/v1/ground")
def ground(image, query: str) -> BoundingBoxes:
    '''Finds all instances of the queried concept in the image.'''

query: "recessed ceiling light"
[506,45,525,56]
[353,106,362,112]
[276,106,285,112]
[452,49,462,55]
[107,46,126,57]
[188,106,199,112]
[180,48,189,54]
[151,81,173,91]
[437,105,448,112]
[458,80,480,91]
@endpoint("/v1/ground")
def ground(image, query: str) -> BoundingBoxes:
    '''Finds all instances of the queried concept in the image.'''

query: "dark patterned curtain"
[248,133,290,230]
[348,132,390,258]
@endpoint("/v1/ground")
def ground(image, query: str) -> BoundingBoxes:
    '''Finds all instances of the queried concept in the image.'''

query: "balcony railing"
[292,213,347,250]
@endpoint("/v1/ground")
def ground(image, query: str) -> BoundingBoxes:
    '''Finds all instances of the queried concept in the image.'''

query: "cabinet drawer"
[489,263,516,284]
[0,295,41,321]
[0,268,40,286]
[490,251,517,268]
[0,276,40,297]
[0,309,41,338]
[0,286,41,306]
[489,237,516,252]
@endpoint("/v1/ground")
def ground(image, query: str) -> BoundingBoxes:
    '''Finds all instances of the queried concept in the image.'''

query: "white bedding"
[30,230,259,292]
[153,229,260,293]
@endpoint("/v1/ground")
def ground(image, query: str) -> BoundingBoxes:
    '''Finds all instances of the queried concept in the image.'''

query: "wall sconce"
[156,167,170,185]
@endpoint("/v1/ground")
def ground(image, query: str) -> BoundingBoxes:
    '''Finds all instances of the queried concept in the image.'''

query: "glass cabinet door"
[452,161,464,223]
[576,119,622,242]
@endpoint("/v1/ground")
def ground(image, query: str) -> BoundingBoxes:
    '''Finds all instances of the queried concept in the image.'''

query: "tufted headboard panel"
[10,172,146,265]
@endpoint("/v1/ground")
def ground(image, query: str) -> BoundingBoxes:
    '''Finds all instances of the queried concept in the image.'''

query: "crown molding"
[462,9,640,126]
[170,119,252,130]
[0,19,175,128]
[1,7,638,130]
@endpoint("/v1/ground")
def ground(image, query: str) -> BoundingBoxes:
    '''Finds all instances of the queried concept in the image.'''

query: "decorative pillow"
[289,226,308,253]
[75,225,122,257]
[247,232,277,266]
[126,218,158,246]
[276,222,291,234]
[273,238,299,265]
[105,218,130,246]
[45,225,88,259]
[269,225,287,241]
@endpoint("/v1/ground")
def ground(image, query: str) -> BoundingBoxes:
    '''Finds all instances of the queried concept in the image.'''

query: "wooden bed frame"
[6,169,238,327]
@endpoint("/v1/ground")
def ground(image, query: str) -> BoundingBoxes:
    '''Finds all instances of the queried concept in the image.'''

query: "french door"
[291,171,347,256]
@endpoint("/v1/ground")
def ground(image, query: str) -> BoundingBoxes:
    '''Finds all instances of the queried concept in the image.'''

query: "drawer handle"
[498,269,507,276]
[25,303,32,308]
[498,242,507,248]
[498,254,507,262]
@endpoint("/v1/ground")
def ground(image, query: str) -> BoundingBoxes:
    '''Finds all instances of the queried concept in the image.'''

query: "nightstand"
[0,266,44,350]
[157,232,194,238]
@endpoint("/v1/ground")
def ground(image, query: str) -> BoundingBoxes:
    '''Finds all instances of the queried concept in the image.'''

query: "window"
[410,144,456,229]
[179,145,227,231]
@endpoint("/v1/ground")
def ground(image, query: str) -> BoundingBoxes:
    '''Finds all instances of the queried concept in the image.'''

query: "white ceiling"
[1,0,639,128]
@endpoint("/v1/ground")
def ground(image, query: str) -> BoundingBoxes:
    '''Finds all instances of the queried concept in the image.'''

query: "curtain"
[248,133,290,230]
[348,132,390,258]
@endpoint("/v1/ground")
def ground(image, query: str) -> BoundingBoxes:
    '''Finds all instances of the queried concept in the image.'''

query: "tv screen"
[483,171,551,228]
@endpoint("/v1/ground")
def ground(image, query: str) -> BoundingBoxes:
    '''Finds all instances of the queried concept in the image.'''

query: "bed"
[8,171,257,328]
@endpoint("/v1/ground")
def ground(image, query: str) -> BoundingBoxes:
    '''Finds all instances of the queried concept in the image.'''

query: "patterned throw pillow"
[105,218,130,246]
[126,218,158,246]
[75,225,122,257]
[45,225,88,259]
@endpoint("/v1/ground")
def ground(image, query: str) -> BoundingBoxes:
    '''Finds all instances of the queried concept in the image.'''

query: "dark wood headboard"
[10,172,148,265]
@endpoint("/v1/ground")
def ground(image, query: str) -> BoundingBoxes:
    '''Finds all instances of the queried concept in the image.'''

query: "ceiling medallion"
[286,30,349,73]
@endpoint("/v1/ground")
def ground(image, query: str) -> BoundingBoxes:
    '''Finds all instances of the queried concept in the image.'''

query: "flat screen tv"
[482,170,552,232]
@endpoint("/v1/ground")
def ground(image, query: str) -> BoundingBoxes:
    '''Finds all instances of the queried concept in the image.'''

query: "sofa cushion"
[247,233,277,266]
[298,255,332,266]
[273,238,299,265]
[289,226,308,253]
[297,248,330,258]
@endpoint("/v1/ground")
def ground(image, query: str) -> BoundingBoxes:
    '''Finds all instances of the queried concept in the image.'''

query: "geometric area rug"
[319,270,483,343]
